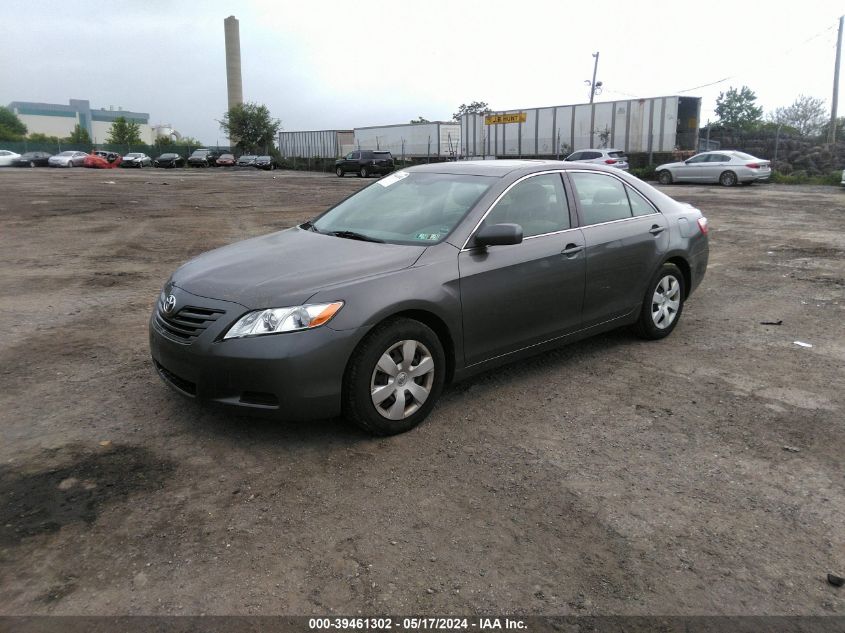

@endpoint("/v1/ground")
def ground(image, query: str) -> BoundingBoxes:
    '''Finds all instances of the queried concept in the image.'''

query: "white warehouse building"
[7,99,156,144]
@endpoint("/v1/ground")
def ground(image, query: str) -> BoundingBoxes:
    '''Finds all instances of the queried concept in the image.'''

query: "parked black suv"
[335,150,394,178]
[187,149,222,168]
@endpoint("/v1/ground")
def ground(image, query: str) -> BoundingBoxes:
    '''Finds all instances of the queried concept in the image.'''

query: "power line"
[672,19,839,95]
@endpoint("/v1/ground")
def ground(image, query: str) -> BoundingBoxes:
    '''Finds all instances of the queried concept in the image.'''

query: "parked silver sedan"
[48,151,88,168]
[656,151,771,186]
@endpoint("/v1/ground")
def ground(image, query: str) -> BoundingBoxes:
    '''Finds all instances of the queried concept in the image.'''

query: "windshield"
[312,171,496,245]
[161,153,177,158]
[60,151,75,156]
[257,156,271,160]
[126,153,142,157]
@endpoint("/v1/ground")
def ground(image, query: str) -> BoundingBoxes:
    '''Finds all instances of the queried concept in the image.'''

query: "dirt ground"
[0,167,843,616]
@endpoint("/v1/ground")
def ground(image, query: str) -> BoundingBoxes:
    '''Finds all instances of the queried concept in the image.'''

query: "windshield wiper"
[328,230,384,243]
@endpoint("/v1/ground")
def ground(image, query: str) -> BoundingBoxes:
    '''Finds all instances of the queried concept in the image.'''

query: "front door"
[459,172,586,366]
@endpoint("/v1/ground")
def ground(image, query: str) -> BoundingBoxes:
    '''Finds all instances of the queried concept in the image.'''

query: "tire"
[719,171,738,187]
[336,167,344,177]
[658,170,673,185]
[359,166,369,178]
[29,161,36,168]
[343,318,446,436]
[633,263,685,340]
[66,161,73,168]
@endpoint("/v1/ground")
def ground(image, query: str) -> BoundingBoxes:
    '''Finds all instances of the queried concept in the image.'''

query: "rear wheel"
[343,318,445,436]
[359,166,369,178]
[719,171,738,187]
[66,161,73,168]
[29,161,36,168]
[336,167,344,177]
[657,170,673,185]
[633,263,685,340]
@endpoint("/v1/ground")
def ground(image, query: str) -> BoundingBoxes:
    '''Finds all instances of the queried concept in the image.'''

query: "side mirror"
[474,223,523,247]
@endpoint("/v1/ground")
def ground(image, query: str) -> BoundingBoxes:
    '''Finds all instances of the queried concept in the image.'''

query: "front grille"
[155,304,225,343]
[154,360,197,396]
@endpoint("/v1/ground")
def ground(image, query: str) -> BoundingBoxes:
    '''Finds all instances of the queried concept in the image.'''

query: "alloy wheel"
[370,339,435,420]
[651,275,681,329]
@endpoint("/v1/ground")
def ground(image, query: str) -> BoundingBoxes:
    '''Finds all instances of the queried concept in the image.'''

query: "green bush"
[630,165,656,181]
[770,169,842,185]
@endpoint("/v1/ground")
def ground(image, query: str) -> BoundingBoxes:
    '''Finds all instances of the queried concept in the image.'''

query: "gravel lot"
[0,168,843,616]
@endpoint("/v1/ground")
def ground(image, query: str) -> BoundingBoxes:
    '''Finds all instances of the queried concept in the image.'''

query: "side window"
[345,152,354,160]
[482,174,570,238]
[626,185,656,217]
[570,172,633,225]
[687,154,708,164]
[566,152,582,161]
[709,154,730,162]
[585,151,602,160]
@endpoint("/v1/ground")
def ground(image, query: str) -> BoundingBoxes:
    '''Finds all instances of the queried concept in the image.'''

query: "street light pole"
[589,52,600,103]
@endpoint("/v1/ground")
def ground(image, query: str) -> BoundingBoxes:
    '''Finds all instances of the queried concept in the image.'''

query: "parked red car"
[84,151,122,169]
[215,153,236,167]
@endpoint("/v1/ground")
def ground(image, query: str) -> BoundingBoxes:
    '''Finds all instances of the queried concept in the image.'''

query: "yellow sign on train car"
[484,113,527,125]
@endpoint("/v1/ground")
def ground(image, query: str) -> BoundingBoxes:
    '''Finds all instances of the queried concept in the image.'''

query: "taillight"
[697,217,709,235]
[605,159,617,164]
[746,163,760,169]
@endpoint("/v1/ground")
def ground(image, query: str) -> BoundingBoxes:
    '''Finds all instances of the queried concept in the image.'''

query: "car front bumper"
[148,288,364,420]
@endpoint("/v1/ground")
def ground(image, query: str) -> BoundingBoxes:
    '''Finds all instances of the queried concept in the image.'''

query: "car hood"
[656,161,687,170]
[49,156,70,161]
[172,226,427,308]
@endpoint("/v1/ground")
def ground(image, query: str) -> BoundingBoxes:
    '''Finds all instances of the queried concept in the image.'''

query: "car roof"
[404,159,628,178]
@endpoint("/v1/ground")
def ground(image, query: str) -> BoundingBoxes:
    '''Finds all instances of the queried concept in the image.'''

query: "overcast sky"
[2,1,843,143]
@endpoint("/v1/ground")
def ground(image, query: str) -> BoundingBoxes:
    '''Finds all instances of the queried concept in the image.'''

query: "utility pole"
[589,52,600,103]
[829,15,843,144]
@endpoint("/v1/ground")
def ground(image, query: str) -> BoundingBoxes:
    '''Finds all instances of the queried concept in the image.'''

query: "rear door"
[567,171,668,327]
[702,153,731,183]
[459,172,586,366]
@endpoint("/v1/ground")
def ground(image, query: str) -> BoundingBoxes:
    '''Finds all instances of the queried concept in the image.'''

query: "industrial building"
[460,96,701,158]
[7,99,155,144]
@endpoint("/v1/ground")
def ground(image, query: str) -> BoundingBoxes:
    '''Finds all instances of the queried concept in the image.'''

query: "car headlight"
[223,301,344,339]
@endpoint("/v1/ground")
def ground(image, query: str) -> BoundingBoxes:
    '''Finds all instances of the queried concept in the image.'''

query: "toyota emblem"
[163,294,176,314]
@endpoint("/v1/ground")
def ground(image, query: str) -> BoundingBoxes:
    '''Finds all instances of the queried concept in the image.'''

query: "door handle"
[649,225,665,236]
[561,243,583,257]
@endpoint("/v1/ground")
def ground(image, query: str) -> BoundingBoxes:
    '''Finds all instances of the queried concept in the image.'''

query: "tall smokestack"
[224,16,243,112]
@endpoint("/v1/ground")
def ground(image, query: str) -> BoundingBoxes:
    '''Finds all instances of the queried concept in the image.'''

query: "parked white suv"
[564,148,629,171]
[564,149,628,171]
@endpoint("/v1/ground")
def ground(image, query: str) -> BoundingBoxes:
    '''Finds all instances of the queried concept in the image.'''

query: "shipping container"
[278,130,354,159]
[353,122,461,159]
[460,96,701,158]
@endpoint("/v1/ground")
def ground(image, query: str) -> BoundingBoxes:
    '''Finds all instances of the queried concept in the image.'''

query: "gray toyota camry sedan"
[150,160,709,435]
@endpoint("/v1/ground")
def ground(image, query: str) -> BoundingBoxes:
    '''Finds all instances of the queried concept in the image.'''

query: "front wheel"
[633,263,685,340]
[343,318,445,436]
[658,170,673,185]
[29,161,36,168]
[359,166,369,178]
[719,171,738,187]
[336,167,344,177]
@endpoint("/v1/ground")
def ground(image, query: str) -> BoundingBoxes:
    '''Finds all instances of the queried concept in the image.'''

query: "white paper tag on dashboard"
[377,171,410,187]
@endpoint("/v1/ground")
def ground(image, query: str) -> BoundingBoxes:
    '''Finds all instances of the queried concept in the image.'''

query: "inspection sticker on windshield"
[415,233,440,241]
[378,171,410,187]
